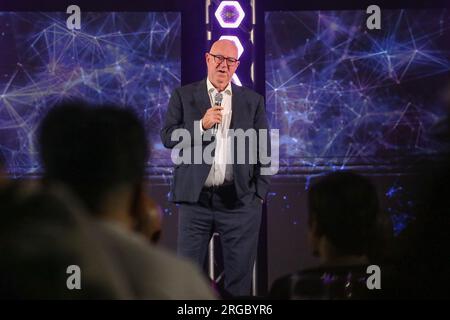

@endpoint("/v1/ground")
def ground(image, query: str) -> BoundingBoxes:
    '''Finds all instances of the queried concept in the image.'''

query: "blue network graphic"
[0,12,180,176]
[266,10,450,168]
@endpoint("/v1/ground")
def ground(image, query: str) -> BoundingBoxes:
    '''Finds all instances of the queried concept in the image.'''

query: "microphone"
[213,92,223,134]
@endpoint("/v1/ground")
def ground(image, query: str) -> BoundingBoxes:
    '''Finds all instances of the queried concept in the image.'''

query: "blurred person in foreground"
[38,101,215,299]
[0,182,131,299]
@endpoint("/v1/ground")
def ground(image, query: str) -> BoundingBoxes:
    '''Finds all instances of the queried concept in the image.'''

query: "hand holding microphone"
[201,93,223,133]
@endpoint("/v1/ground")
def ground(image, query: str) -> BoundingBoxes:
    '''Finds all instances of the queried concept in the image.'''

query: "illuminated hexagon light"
[215,1,245,28]
[232,74,242,86]
[219,35,244,59]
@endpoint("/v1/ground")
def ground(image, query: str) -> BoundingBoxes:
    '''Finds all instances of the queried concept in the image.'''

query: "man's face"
[206,40,240,90]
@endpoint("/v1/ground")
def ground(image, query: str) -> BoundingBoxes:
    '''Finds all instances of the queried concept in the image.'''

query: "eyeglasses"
[208,53,239,66]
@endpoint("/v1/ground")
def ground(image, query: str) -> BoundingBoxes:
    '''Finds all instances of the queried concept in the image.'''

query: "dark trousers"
[177,184,262,297]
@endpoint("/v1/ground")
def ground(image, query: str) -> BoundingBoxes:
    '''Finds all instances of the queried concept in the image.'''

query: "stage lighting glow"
[215,1,245,29]
[219,35,244,58]
[232,74,242,86]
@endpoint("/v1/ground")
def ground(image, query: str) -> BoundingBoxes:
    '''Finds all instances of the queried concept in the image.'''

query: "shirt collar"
[207,77,232,96]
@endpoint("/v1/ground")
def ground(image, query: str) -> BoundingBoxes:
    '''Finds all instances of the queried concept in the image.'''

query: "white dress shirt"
[200,78,234,187]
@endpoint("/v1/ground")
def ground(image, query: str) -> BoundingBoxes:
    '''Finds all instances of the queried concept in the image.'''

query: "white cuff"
[199,119,205,134]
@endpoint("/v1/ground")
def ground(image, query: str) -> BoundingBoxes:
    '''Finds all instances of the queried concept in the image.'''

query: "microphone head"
[214,92,223,106]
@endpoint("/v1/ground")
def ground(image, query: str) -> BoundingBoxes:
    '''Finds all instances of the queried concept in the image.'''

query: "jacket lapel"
[230,83,243,129]
[193,79,211,115]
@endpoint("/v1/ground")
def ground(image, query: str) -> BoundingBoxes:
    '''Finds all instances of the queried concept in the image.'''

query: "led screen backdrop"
[265,10,450,168]
[0,12,180,176]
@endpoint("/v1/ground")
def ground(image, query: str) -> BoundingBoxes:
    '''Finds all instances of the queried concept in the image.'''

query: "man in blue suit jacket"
[161,40,271,297]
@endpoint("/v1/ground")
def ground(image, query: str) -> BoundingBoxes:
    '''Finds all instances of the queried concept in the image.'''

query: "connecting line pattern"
[0,12,181,176]
[265,10,450,168]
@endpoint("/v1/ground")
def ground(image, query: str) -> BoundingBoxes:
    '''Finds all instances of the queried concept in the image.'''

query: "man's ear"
[205,53,210,63]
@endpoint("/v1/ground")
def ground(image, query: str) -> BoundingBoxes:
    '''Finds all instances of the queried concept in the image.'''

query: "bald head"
[206,39,240,91]
[210,39,238,57]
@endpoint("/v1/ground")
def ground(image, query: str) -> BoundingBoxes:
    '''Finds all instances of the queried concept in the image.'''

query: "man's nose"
[217,59,228,69]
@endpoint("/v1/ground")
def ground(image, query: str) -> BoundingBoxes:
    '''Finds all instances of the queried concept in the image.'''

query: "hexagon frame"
[215,1,245,28]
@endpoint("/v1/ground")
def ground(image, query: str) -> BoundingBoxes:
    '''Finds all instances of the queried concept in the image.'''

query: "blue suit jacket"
[160,79,271,204]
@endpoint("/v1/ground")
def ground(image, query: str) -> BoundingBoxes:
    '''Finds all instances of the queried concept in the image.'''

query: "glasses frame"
[208,53,239,67]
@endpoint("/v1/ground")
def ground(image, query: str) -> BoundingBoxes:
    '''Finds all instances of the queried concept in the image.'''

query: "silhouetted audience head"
[0,182,130,299]
[307,171,379,262]
[38,101,148,228]
[269,171,381,300]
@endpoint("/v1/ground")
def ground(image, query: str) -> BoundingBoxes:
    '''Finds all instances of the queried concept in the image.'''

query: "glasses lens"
[226,58,237,66]
[212,55,224,64]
